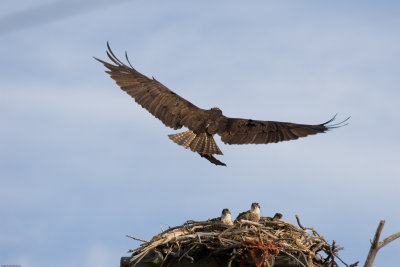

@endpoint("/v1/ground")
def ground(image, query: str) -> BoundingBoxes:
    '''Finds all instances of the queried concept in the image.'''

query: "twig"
[296,215,306,230]
[280,250,308,267]
[311,242,324,253]
[335,253,350,267]
[179,243,196,262]
[329,240,336,265]
[126,235,149,243]
[295,215,321,237]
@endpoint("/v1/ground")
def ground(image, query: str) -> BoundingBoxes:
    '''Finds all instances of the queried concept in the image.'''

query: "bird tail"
[168,130,223,155]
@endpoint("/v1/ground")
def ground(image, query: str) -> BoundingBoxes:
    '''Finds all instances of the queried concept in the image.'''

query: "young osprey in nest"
[95,43,349,166]
[235,202,261,223]
[210,208,233,226]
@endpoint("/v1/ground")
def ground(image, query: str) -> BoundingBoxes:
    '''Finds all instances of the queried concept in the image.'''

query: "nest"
[126,215,357,267]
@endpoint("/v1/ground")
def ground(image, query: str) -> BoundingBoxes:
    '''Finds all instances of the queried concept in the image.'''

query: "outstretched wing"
[218,115,349,145]
[95,43,202,130]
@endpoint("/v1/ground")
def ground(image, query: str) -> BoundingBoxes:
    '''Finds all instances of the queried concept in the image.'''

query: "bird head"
[222,208,231,215]
[251,202,261,214]
[221,208,233,225]
[273,213,283,220]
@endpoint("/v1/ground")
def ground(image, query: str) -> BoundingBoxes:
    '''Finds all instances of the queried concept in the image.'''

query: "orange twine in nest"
[240,238,280,267]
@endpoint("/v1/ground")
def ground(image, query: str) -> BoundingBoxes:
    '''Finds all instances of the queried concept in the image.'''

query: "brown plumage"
[260,213,283,223]
[95,43,349,166]
[235,202,261,223]
[210,208,234,226]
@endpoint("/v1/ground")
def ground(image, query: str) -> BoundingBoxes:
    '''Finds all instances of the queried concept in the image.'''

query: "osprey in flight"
[96,43,348,166]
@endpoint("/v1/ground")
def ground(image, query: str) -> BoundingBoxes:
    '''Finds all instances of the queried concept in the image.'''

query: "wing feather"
[95,43,202,130]
[218,115,349,145]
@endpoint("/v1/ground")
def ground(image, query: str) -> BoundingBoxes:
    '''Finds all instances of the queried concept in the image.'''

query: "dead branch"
[380,231,400,247]
[364,220,400,267]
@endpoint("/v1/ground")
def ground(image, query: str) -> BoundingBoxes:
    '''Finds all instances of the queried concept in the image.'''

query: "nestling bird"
[261,213,283,222]
[271,213,283,221]
[235,202,261,222]
[95,43,349,166]
[220,208,234,225]
[210,208,233,226]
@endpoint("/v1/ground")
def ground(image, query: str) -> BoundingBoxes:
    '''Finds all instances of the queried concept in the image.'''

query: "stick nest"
[127,215,356,267]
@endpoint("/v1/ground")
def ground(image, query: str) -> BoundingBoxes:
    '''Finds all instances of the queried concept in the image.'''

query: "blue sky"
[1,1,399,266]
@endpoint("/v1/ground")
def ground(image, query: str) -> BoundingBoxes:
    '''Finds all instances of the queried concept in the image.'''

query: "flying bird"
[235,202,261,223]
[95,43,349,166]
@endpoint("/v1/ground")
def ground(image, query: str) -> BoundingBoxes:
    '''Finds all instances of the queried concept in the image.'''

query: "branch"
[379,231,400,249]
[295,214,306,230]
[364,220,385,267]
[364,220,400,267]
